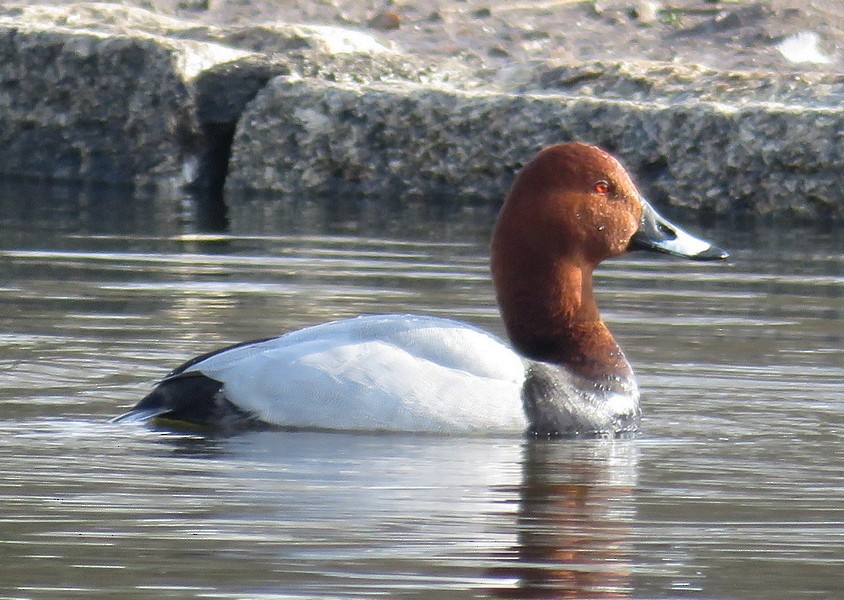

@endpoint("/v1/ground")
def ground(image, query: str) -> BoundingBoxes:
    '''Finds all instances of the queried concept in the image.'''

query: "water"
[0,183,841,599]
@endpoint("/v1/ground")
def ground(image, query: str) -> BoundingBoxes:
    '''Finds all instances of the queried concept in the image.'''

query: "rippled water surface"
[1,183,841,599]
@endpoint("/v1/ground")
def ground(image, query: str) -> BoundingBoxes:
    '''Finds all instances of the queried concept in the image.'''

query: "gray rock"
[227,77,843,221]
[517,60,844,108]
[0,3,252,186]
[0,3,448,188]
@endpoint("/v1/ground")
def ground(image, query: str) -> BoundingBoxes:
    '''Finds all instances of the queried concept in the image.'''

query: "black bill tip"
[691,244,729,261]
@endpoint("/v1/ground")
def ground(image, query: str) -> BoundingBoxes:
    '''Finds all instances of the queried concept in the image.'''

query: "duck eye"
[593,180,610,195]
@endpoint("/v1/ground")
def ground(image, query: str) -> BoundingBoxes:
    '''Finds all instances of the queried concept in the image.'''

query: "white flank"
[184,315,528,434]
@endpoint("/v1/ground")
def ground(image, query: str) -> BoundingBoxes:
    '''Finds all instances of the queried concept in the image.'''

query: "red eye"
[593,180,610,194]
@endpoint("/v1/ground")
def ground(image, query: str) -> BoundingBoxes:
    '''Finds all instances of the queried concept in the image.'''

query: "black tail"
[113,372,257,432]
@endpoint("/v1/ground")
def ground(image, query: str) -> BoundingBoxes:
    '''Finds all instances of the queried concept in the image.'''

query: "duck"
[114,143,727,436]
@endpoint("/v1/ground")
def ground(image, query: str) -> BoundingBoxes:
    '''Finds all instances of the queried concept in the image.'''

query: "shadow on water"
[0,178,508,242]
[0,179,228,235]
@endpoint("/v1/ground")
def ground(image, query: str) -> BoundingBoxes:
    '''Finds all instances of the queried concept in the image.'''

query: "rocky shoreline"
[1,2,842,221]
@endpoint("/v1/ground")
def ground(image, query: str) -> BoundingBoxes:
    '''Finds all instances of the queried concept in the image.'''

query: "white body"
[181,315,529,434]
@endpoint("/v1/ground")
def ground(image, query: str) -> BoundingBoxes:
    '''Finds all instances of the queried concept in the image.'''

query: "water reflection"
[141,431,642,599]
[491,441,638,599]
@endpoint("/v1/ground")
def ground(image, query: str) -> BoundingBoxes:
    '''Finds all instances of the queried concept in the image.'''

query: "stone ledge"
[499,59,844,109]
[0,2,448,188]
[227,77,842,222]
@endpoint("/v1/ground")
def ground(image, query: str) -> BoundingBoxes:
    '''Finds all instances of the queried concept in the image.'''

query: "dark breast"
[521,360,641,437]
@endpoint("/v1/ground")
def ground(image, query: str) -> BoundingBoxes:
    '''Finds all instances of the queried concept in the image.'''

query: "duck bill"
[629,198,728,260]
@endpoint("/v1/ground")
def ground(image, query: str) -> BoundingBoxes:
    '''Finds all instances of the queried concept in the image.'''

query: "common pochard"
[115,143,727,436]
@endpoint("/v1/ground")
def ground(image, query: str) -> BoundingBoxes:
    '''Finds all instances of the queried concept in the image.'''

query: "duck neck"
[495,259,633,382]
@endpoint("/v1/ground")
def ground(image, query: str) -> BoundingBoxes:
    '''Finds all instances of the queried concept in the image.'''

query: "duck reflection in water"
[489,440,638,599]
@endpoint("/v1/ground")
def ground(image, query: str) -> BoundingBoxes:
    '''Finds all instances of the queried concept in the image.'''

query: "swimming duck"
[115,143,727,436]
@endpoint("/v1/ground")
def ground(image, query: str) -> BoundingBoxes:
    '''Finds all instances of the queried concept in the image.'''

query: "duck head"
[491,142,727,376]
